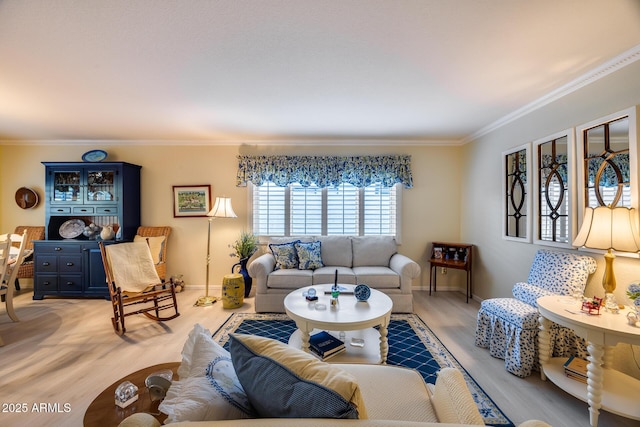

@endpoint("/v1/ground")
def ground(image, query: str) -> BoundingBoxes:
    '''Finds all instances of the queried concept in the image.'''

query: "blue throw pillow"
[228,334,366,419]
[269,241,300,270]
[295,241,324,270]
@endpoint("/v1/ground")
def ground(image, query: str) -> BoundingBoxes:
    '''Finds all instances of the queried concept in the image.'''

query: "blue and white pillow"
[269,241,300,270]
[159,324,255,422]
[295,241,324,270]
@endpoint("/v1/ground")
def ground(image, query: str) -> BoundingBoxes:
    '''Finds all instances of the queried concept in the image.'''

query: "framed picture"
[432,247,443,259]
[173,185,212,217]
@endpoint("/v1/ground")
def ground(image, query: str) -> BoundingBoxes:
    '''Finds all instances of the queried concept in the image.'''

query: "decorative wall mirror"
[502,143,531,242]
[533,129,574,247]
[576,106,638,215]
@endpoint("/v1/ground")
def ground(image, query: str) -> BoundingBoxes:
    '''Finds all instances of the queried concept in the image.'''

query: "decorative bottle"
[330,269,340,309]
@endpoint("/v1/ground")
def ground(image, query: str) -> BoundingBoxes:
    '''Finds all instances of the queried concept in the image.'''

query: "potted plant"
[229,231,259,297]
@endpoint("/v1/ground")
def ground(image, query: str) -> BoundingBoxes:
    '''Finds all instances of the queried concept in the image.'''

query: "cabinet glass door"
[86,169,116,203]
[52,170,82,203]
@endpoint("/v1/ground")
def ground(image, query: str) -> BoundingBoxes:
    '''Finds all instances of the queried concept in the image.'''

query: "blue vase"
[232,257,252,298]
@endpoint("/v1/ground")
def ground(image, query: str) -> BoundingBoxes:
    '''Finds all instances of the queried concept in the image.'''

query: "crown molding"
[464,43,640,144]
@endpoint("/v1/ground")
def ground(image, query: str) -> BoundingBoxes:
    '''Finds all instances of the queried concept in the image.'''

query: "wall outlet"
[441,267,447,275]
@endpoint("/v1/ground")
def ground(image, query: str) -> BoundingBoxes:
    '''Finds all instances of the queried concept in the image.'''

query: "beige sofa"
[249,235,421,312]
[119,365,550,427]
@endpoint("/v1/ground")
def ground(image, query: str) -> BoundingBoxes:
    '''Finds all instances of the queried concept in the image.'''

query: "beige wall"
[462,59,640,377]
[462,59,640,302]
[0,143,464,291]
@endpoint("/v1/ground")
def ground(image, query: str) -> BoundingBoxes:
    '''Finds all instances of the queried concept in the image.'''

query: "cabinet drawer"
[36,256,58,272]
[36,244,81,254]
[96,207,118,214]
[50,207,71,214]
[59,275,82,292]
[59,255,82,272]
[35,275,58,290]
[73,206,94,214]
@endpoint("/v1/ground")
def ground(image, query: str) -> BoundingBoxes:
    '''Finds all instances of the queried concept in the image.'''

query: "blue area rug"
[213,312,514,427]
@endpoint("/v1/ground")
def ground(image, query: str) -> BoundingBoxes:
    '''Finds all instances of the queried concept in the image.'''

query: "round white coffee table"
[284,284,393,364]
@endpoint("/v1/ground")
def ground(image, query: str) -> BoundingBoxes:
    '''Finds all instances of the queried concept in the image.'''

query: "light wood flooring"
[0,287,637,427]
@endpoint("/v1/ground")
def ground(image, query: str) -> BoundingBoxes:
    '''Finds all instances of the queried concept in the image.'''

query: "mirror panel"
[503,143,531,242]
[535,131,572,246]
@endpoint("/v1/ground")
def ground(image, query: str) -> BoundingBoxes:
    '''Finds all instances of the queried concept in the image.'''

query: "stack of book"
[309,331,346,360]
[563,356,588,383]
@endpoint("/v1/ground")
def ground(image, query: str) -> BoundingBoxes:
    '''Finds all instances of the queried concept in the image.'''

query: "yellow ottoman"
[222,273,244,308]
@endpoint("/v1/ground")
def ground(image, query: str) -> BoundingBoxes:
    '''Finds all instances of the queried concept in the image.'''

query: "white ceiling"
[1,0,640,144]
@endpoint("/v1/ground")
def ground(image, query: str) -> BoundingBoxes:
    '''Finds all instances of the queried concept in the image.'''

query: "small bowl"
[145,375,172,401]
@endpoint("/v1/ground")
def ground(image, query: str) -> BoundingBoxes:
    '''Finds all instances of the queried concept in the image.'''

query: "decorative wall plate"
[14,187,39,209]
[354,284,371,301]
[59,219,85,239]
[82,149,108,162]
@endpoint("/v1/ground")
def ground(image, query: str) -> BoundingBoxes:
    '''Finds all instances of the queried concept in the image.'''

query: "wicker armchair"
[13,225,45,289]
[135,226,171,281]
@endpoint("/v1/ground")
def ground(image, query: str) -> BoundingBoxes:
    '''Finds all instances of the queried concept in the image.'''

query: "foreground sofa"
[120,365,549,427]
[249,235,421,312]
[119,325,550,427]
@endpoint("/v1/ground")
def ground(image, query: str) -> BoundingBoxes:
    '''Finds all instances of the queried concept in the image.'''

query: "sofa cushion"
[352,266,400,289]
[295,241,324,270]
[229,334,367,419]
[158,324,254,423]
[338,364,438,422]
[313,266,357,285]
[351,236,397,267]
[479,298,539,329]
[266,269,313,289]
[318,236,353,267]
[269,241,300,270]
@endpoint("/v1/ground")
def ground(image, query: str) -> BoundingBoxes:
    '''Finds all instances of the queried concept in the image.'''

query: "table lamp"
[195,197,237,307]
[572,206,640,311]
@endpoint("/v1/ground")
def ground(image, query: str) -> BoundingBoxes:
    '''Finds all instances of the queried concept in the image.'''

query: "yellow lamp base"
[194,295,218,306]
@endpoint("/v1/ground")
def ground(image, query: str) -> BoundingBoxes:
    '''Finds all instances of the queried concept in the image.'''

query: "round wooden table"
[83,362,180,427]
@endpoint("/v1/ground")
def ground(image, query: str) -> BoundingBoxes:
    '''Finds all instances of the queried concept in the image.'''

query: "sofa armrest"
[428,368,484,425]
[118,413,160,427]
[517,421,553,427]
[248,253,276,293]
[389,253,421,292]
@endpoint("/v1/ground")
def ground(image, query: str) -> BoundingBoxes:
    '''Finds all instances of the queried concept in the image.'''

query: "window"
[251,181,399,238]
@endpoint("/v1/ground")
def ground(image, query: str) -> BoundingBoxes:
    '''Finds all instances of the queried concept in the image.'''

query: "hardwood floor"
[0,287,636,427]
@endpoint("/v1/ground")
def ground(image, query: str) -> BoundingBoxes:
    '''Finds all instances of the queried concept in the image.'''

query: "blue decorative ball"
[354,284,371,301]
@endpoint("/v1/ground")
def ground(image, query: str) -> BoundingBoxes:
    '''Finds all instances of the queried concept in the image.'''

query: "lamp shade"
[208,197,237,218]
[573,206,640,252]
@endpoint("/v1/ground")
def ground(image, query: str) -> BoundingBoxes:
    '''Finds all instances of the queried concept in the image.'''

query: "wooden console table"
[428,242,473,303]
[83,362,180,427]
[537,295,640,427]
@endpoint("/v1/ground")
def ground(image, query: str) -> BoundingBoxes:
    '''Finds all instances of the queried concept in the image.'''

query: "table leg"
[586,342,604,427]
[298,323,313,353]
[538,315,551,381]
[379,323,389,364]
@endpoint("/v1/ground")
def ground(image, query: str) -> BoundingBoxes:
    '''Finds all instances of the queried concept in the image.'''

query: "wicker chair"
[135,226,171,281]
[13,225,45,290]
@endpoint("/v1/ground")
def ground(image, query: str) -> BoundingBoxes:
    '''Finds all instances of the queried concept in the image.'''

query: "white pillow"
[133,235,165,265]
[158,324,254,422]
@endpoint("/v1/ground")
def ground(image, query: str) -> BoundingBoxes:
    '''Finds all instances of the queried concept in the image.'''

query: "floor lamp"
[195,197,237,307]
[573,205,640,311]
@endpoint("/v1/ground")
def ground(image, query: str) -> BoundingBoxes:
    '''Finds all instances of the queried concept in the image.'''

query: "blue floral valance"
[236,155,413,188]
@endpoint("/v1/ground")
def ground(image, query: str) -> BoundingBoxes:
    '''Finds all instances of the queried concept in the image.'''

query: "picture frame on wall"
[173,185,212,217]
